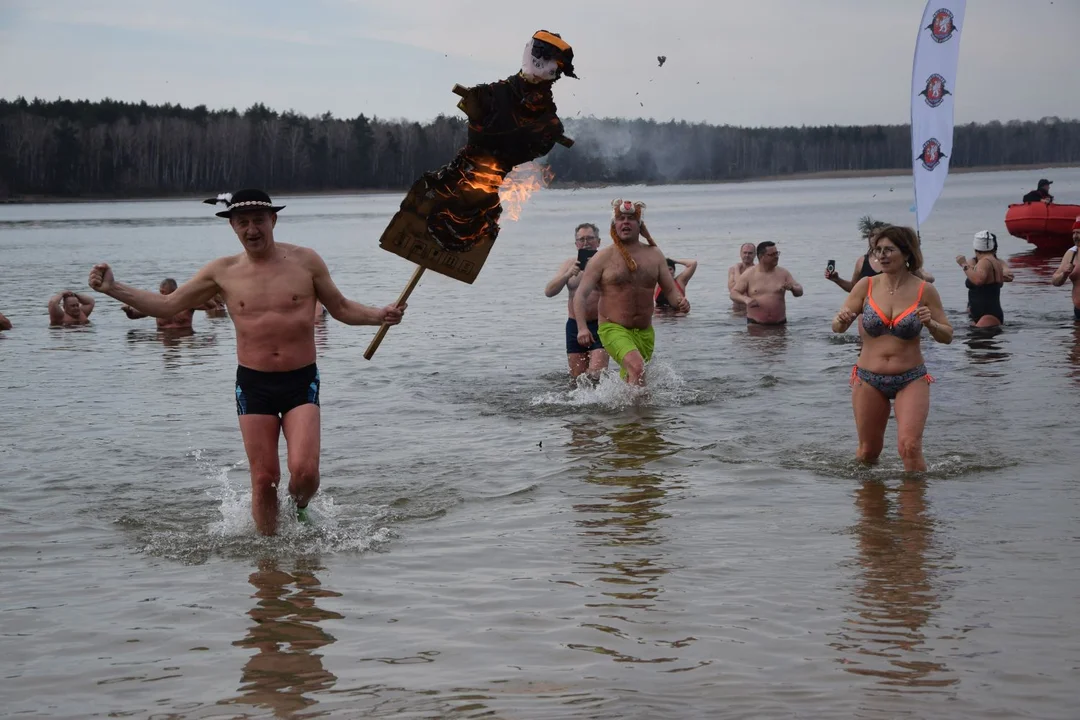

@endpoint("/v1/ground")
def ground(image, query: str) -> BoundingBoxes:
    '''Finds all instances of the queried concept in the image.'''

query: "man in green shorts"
[572,199,689,385]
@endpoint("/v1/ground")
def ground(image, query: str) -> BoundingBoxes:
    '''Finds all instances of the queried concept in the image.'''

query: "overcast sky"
[2,0,1077,128]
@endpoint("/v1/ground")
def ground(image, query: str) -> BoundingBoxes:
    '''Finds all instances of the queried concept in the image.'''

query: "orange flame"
[463,158,505,195]
[498,162,555,222]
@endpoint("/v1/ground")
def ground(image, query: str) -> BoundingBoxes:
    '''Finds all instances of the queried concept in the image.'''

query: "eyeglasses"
[576,235,598,242]
[873,246,901,257]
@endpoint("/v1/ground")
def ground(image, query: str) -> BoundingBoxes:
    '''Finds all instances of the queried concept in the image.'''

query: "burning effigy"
[365,30,576,359]
[375,30,576,283]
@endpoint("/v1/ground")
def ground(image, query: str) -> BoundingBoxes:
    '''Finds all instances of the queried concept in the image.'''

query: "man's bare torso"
[744,266,792,324]
[595,243,664,330]
[215,243,319,372]
[562,258,599,321]
[729,262,752,308]
[57,312,90,326]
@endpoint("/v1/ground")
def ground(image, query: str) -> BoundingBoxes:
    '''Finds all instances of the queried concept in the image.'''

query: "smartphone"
[826,259,836,275]
[577,247,597,270]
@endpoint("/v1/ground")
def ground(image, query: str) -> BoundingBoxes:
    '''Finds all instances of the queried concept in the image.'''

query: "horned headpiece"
[609,198,657,270]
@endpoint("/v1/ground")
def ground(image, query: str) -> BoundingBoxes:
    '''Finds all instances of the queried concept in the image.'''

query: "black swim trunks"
[235,363,320,417]
[566,317,603,354]
[747,318,787,326]
[1075,306,1080,322]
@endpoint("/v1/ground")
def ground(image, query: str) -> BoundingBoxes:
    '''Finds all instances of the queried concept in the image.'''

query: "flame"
[498,162,555,222]
[463,158,505,195]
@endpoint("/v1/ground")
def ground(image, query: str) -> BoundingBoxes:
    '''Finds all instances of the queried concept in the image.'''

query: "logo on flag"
[926,8,957,43]
[917,138,947,171]
[919,74,952,108]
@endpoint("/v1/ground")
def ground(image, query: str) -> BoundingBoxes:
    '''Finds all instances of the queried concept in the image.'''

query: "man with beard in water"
[729,241,803,325]
[87,189,407,535]
[572,199,689,386]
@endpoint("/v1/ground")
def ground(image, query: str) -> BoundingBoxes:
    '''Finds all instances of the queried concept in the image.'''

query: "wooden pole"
[363,264,425,360]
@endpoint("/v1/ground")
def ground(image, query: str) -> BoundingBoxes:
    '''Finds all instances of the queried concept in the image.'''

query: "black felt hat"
[211,189,285,218]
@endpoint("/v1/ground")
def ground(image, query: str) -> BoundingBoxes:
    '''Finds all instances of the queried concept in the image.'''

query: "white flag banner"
[911,1,966,229]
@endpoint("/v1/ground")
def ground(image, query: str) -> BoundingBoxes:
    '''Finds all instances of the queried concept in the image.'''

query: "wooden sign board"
[377,206,495,285]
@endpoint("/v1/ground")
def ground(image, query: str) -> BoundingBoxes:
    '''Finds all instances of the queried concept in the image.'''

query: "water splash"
[131,449,395,564]
[529,360,707,411]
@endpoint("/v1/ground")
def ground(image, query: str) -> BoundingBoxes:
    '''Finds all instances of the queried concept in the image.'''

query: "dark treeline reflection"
[2,97,1078,198]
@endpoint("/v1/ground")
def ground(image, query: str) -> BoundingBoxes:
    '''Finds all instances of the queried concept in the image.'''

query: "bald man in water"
[727,243,756,310]
[122,278,219,330]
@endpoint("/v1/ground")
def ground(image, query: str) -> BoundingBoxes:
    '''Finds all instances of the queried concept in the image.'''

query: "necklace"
[884,274,906,295]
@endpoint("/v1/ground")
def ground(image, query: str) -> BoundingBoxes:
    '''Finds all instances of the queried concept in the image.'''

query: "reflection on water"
[221,557,341,716]
[962,326,1010,370]
[1069,324,1080,387]
[125,328,218,370]
[743,320,791,346]
[566,416,686,665]
[832,481,956,689]
[1007,250,1065,282]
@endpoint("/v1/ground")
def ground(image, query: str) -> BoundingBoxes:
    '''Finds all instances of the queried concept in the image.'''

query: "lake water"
[2,168,1079,719]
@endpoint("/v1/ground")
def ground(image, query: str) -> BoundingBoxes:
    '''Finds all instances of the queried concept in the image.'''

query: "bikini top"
[862,278,926,340]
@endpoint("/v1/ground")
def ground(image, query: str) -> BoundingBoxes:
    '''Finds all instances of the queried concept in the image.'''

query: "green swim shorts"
[598,322,655,378]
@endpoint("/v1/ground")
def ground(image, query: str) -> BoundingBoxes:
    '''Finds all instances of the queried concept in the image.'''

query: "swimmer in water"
[89,189,407,535]
[956,231,1014,328]
[831,226,953,472]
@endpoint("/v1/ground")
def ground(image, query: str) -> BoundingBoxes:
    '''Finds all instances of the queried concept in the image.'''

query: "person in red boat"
[1022,179,1054,204]
[1050,218,1080,321]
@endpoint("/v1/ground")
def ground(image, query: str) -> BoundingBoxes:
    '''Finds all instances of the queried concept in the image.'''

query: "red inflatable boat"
[1004,202,1080,251]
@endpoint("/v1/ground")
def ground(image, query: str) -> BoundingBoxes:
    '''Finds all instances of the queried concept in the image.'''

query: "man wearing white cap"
[1050,217,1080,321]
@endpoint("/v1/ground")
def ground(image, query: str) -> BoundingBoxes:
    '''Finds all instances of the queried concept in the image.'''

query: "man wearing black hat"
[1022,179,1054,204]
[88,189,406,535]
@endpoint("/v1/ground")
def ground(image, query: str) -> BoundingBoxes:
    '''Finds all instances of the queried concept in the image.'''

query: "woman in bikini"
[956,230,1014,328]
[831,226,953,472]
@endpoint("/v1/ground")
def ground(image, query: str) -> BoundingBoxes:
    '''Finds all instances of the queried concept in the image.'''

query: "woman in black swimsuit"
[956,231,1014,328]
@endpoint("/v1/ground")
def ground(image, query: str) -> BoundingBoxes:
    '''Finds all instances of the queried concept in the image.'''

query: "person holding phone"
[827,216,935,293]
[545,222,609,380]
[1050,218,1080,321]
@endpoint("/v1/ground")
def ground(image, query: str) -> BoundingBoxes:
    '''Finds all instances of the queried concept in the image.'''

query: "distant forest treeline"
[1,96,1078,198]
